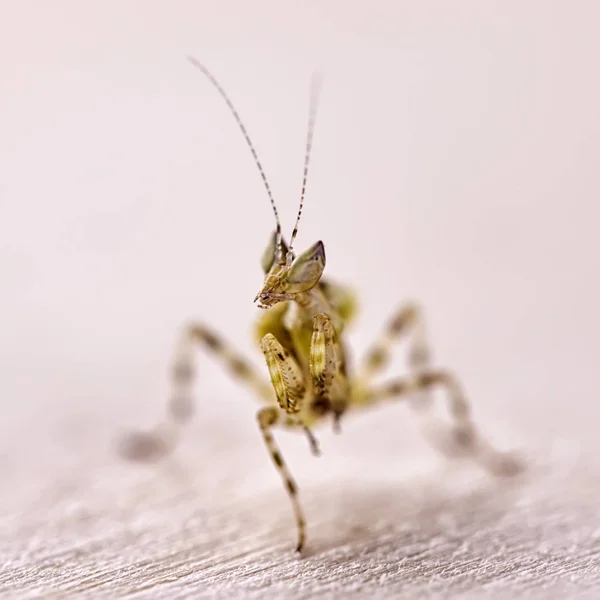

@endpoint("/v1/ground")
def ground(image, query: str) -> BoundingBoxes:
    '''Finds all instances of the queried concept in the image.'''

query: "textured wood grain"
[2,399,599,599]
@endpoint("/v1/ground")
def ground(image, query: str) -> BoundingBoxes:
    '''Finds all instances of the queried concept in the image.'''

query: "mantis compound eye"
[286,241,325,293]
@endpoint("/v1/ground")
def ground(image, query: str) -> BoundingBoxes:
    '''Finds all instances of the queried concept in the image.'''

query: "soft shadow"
[295,463,529,558]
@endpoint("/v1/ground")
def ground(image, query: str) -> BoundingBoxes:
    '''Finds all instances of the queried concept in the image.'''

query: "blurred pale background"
[1,1,599,598]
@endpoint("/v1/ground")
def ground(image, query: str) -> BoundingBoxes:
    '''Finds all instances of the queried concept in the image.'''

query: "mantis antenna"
[287,72,322,264]
[187,56,283,257]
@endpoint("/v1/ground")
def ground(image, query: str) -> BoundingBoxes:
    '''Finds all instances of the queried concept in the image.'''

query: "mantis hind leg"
[118,323,273,462]
[365,370,524,476]
[360,303,430,383]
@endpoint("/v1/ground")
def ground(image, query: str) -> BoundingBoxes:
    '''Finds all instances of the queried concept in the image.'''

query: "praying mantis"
[119,58,523,553]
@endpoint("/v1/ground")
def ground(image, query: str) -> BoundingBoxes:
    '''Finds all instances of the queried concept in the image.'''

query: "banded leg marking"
[119,323,272,462]
[361,303,431,381]
[257,407,307,552]
[310,312,349,429]
[368,371,523,476]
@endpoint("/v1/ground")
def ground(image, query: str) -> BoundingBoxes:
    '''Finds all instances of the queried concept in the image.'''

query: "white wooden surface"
[2,390,599,599]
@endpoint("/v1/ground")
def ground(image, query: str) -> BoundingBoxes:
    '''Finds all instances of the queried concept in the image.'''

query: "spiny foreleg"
[310,312,349,430]
[260,332,319,454]
[259,331,326,551]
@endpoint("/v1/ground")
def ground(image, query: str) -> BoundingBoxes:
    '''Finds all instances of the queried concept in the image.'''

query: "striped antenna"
[187,56,283,256]
[287,72,322,264]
